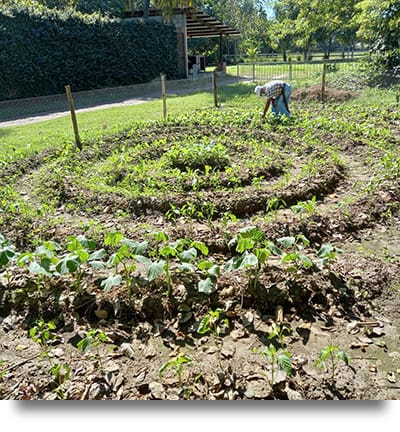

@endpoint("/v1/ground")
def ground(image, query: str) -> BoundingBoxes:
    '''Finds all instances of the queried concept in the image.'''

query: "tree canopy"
[3,0,399,67]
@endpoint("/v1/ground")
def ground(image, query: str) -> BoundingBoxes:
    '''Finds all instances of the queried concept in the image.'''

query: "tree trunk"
[143,0,150,19]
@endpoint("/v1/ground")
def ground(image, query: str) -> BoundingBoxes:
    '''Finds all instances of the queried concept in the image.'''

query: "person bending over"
[254,80,291,118]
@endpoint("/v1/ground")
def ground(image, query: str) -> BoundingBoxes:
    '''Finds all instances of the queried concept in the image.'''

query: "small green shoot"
[314,344,350,386]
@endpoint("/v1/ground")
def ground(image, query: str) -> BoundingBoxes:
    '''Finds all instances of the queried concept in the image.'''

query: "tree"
[355,0,400,71]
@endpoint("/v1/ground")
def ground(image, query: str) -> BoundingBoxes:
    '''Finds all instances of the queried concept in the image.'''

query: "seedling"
[314,344,350,386]
[197,308,229,368]
[159,353,193,388]
[29,319,58,353]
[29,319,69,398]
[255,344,293,386]
[77,329,108,374]
[268,322,291,348]
[0,234,17,287]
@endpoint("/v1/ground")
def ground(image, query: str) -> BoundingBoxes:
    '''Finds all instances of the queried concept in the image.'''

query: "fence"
[234,58,361,85]
[0,72,241,130]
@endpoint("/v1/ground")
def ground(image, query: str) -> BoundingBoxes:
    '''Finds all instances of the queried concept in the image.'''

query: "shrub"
[0,3,179,100]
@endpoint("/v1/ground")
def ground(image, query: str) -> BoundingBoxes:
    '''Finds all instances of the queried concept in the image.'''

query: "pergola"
[127,8,240,77]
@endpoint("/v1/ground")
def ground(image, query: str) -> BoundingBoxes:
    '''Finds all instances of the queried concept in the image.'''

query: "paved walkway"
[0,74,248,128]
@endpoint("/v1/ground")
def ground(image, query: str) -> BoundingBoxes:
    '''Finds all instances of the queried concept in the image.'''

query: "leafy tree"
[355,0,400,69]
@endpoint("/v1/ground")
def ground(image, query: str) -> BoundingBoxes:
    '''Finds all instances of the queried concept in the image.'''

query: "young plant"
[102,231,148,298]
[225,226,282,289]
[29,319,69,398]
[268,322,292,348]
[77,328,108,374]
[314,344,350,386]
[277,234,314,271]
[29,319,59,353]
[0,234,17,288]
[56,235,106,293]
[197,308,229,368]
[159,353,193,389]
[256,344,293,386]
[316,243,343,269]
[291,196,317,219]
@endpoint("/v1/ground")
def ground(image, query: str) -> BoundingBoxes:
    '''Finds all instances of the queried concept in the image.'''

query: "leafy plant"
[0,234,17,287]
[225,226,282,289]
[159,353,193,388]
[197,308,229,368]
[316,243,343,268]
[277,234,314,271]
[29,319,58,352]
[314,344,350,386]
[77,328,108,374]
[256,344,293,386]
[102,231,148,298]
[56,235,106,293]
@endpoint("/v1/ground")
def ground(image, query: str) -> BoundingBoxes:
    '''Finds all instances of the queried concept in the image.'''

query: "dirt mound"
[291,86,357,102]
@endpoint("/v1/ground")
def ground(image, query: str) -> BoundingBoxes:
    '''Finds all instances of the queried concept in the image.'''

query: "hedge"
[0,4,179,100]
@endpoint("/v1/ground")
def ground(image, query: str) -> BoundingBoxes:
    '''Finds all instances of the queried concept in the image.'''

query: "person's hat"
[254,86,263,97]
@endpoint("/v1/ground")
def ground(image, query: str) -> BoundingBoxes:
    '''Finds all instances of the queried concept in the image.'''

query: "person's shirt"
[262,81,285,99]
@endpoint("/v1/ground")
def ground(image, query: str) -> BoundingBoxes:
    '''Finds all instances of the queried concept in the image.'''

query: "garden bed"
[1,88,400,400]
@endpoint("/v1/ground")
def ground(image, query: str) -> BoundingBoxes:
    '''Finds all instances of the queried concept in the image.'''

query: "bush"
[0,4,179,100]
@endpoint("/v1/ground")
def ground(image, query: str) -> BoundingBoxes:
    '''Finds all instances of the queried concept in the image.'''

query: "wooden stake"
[161,73,167,119]
[321,61,327,103]
[65,85,81,150]
[213,68,219,108]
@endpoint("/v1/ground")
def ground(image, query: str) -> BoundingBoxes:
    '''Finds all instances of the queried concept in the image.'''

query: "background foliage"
[0,2,179,100]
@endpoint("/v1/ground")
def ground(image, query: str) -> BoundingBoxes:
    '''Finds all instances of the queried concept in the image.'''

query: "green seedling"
[77,329,108,374]
[255,344,293,386]
[18,240,61,293]
[29,319,69,397]
[48,363,71,399]
[316,243,343,268]
[225,226,282,289]
[268,322,292,348]
[102,231,148,298]
[159,353,193,388]
[0,234,18,287]
[56,235,106,293]
[197,308,229,368]
[314,344,350,386]
[29,319,58,353]
[277,234,314,271]
[291,196,317,218]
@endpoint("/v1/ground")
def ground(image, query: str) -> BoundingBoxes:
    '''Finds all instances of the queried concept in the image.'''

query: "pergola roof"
[185,9,241,38]
[130,8,240,38]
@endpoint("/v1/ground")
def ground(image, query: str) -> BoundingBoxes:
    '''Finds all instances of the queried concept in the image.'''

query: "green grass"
[1,80,398,168]
[0,83,256,166]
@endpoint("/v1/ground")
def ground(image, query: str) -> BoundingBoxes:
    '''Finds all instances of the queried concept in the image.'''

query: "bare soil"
[1,87,400,400]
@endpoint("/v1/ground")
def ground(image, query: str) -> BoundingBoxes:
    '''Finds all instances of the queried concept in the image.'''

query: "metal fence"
[233,58,361,85]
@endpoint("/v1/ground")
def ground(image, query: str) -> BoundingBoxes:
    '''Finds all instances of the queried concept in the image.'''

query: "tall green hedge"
[0,4,179,100]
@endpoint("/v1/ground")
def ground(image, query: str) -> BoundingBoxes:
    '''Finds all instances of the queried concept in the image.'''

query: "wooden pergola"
[126,8,240,77]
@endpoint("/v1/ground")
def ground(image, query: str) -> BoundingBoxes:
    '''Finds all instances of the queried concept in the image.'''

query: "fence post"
[160,73,167,119]
[289,58,293,81]
[252,62,256,82]
[213,68,219,108]
[65,85,81,150]
[321,61,327,103]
